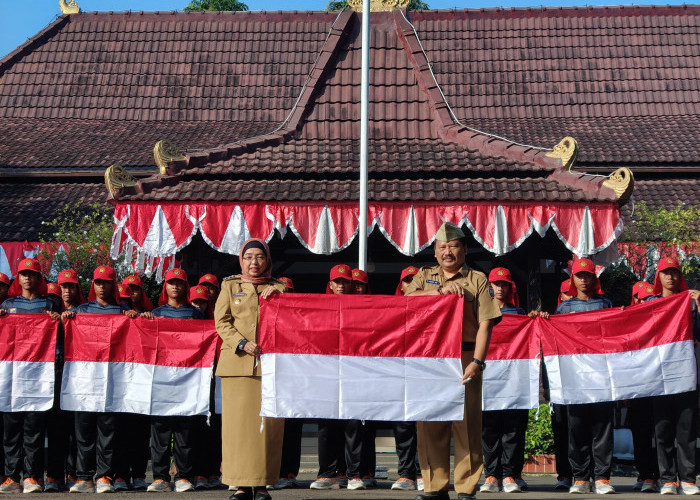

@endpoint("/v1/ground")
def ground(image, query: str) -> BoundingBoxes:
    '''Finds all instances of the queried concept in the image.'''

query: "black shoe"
[415,492,450,500]
[230,487,253,500]
[457,494,475,500]
[253,487,272,500]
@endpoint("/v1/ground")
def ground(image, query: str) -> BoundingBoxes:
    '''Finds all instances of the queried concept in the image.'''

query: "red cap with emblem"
[47,282,60,296]
[327,264,351,294]
[653,257,689,295]
[189,285,210,302]
[568,258,604,297]
[198,274,220,290]
[159,268,190,305]
[88,265,120,304]
[396,266,419,295]
[488,267,519,307]
[118,283,132,299]
[122,275,153,311]
[8,258,48,298]
[351,268,368,284]
[57,269,86,305]
[0,272,10,286]
[631,281,655,303]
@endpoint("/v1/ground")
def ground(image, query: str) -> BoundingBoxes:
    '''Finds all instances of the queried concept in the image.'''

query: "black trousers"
[46,361,77,482]
[567,402,614,481]
[74,411,117,481]
[629,397,659,481]
[653,391,697,484]
[392,421,419,480]
[482,409,529,478]
[151,416,198,482]
[279,418,304,477]
[114,413,150,481]
[3,411,46,481]
[197,413,222,478]
[359,421,376,478]
[317,419,362,479]
[552,403,572,480]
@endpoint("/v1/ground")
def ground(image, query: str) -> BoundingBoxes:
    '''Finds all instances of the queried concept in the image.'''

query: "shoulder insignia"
[222,274,241,282]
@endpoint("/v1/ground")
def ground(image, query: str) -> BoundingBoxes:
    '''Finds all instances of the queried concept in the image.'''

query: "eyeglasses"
[242,255,267,262]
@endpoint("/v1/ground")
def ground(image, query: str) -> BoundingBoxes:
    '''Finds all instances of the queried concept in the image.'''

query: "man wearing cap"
[0,259,61,494]
[199,274,220,306]
[405,223,501,500]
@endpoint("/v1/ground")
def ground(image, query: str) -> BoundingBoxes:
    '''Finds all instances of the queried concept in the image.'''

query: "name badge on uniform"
[231,292,246,297]
[426,279,440,285]
[9,308,16,314]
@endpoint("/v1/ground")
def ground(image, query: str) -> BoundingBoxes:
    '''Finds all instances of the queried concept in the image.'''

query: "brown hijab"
[239,238,273,285]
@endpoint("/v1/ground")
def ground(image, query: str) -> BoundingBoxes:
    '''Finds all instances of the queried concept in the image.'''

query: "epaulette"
[222,274,241,282]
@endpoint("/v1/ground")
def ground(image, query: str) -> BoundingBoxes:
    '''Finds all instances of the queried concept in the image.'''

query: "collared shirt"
[405,263,502,341]
[152,303,204,320]
[73,301,129,315]
[501,305,526,315]
[1,296,60,314]
[554,295,612,314]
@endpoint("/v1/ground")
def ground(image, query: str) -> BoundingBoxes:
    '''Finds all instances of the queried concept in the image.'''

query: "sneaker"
[391,478,416,490]
[661,482,678,495]
[147,480,171,493]
[641,480,659,493]
[207,476,225,490]
[569,480,591,494]
[361,475,377,488]
[502,477,521,493]
[681,482,700,495]
[113,478,129,492]
[480,476,499,493]
[634,480,644,491]
[69,480,95,493]
[309,478,339,490]
[132,478,148,491]
[416,478,424,491]
[96,477,115,494]
[66,476,77,491]
[338,475,348,488]
[347,478,365,490]
[270,475,300,490]
[22,478,42,494]
[193,476,209,491]
[594,479,615,494]
[174,480,193,493]
[555,478,572,490]
[1,478,22,494]
[516,476,528,491]
[44,478,60,492]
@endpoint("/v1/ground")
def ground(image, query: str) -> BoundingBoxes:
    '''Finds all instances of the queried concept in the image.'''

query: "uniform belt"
[462,342,475,351]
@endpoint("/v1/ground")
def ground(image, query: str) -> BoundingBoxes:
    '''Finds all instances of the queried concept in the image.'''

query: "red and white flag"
[482,314,540,411]
[259,293,465,421]
[540,292,696,405]
[62,315,218,416]
[0,314,57,412]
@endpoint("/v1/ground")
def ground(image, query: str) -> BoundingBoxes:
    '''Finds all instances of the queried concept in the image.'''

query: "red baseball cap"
[88,265,120,304]
[47,282,60,296]
[278,277,294,291]
[198,274,220,290]
[118,283,132,299]
[488,267,519,307]
[17,258,42,275]
[58,269,80,285]
[568,258,604,297]
[351,268,368,284]
[189,285,210,302]
[653,257,689,295]
[8,258,47,298]
[395,266,419,295]
[159,268,190,306]
[329,264,351,281]
[631,281,655,302]
[123,275,144,289]
[0,272,10,286]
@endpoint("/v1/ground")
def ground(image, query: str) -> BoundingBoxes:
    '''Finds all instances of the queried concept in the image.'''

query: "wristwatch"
[472,357,486,371]
[237,339,248,352]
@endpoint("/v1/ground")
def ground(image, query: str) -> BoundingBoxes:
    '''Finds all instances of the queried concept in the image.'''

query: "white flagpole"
[358,0,370,271]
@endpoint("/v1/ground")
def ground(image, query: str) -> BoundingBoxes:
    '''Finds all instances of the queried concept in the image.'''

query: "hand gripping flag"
[258,293,465,421]
[62,315,218,416]
[0,314,57,412]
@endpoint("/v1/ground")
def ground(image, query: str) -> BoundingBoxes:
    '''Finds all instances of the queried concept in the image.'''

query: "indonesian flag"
[0,314,57,412]
[482,314,540,411]
[259,293,465,421]
[541,292,696,405]
[62,315,218,416]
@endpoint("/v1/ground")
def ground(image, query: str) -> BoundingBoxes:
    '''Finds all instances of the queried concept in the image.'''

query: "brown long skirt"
[220,376,285,486]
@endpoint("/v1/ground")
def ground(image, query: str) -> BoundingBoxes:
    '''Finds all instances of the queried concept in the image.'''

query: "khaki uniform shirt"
[405,264,501,341]
[214,275,286,377]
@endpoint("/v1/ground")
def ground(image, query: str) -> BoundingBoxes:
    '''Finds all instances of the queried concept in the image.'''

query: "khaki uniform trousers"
[417,354,483,496]
[221,376,284,486]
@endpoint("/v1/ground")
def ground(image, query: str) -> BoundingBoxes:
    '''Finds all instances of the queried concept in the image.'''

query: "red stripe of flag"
[488,314,540,360]
[0,314,57,363]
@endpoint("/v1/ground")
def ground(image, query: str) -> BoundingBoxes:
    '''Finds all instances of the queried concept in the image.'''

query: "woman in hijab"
[214,239,287,500]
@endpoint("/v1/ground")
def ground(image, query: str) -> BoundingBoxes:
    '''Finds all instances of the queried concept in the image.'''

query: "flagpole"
[358,0,370,271]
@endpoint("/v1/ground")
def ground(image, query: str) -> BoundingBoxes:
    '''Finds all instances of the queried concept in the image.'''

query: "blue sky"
[0,0,678,59]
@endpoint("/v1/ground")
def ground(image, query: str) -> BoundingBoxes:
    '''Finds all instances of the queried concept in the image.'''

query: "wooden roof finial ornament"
[154,140,186,175]
[348,0,410,12]
[546,136,579,170]
[603,167,635,203]
[104,165,137,198]
[59,0,80,14]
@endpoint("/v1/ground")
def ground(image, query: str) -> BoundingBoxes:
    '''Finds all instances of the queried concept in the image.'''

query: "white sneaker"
[271,476,300,490]
[95,477,114,494]
[69,480,95,493]
[633,480,644,491]
[681,482,700,495]
[660,482,678,495]
[22,478,42,494]
[391,478,416,490]
[502,477,521,493]
[147,480,171,492]
[594,479,615,494]
[347,478,365,490]
[416,478,424,491]
[569,480,591,494]
[480,476,499,493]
[641,480,659,493]
[174,479,193,493]
[309,478,339,490]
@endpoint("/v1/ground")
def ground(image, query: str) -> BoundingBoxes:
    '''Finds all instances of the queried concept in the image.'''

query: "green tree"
[184,0,249,11]
[621,202,700,244]
[328,0,429,10]
[524,404,554,457]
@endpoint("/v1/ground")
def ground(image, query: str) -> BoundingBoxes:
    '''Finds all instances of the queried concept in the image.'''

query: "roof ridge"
[409,4,698,19]
[0,15,69,78]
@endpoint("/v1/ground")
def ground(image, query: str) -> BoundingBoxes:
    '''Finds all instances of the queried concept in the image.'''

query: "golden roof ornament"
[59,0,80,14]
[545,136,578,169]
[104,164,137,198]
[348,0,410,12]
[154,139,186,175]
[603,167,635,203]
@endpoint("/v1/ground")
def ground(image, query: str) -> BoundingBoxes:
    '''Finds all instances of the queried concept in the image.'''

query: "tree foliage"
[327,0,429,10]
[525,404,554,456]
[184,0,249,11]
[621,202,700,244]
